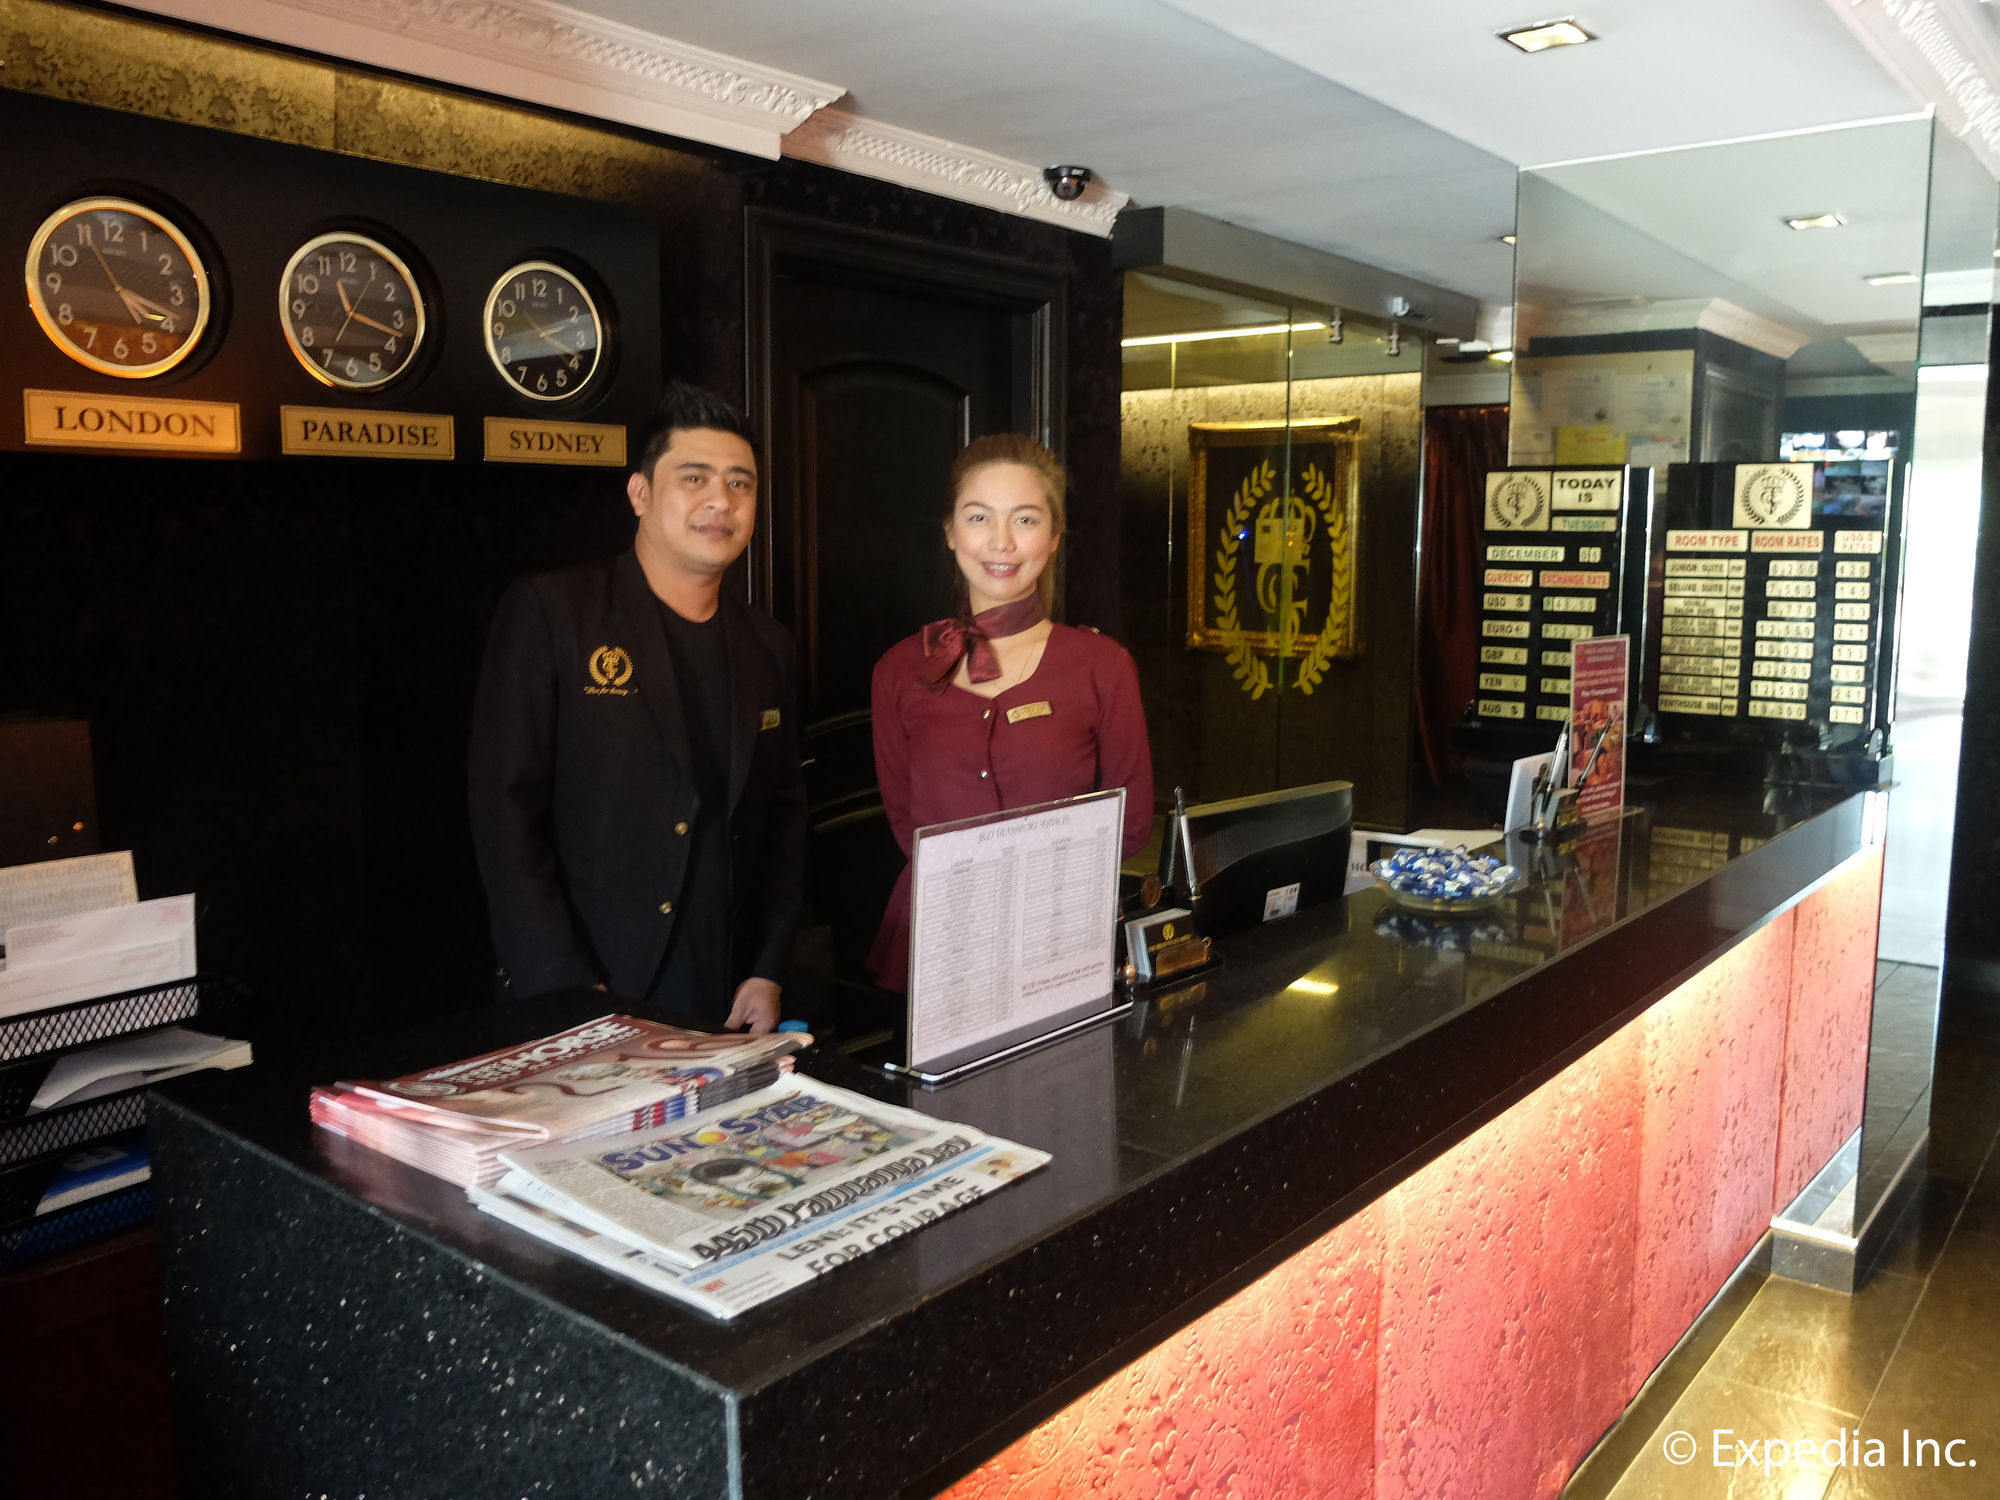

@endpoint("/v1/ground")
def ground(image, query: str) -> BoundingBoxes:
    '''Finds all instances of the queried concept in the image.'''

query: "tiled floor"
[1565,973,2000,1499]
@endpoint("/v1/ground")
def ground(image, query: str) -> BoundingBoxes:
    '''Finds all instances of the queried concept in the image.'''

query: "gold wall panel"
[0,0,700,204]
[0,0,334,147]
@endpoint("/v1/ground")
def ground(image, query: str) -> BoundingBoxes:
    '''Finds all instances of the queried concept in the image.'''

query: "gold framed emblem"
[1186,418,1363,698]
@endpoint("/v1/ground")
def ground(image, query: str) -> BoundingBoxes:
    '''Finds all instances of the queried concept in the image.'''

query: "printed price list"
[1476,468,1628,727]
[1653,462,1886,728]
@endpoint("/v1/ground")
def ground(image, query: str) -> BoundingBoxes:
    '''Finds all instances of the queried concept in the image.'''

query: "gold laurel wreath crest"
[1214,461,1274,700]
[1293,461,1353,695]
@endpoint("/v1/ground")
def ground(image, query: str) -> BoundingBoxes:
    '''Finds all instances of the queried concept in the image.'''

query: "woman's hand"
[725,977,782,1035]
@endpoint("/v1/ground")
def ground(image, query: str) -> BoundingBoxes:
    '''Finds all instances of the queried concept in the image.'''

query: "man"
[469,384,804,1033]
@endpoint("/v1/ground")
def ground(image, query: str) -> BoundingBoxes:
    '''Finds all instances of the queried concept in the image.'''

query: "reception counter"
[150,784,1884,1499]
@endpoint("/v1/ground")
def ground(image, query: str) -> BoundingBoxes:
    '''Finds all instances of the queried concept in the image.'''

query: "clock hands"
[88,241,147,328]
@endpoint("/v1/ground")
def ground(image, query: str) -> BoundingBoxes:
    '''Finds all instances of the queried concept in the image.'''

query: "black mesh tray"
[0,977,203,1064]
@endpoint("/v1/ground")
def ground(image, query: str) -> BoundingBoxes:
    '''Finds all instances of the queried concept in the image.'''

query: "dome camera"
[1043,165,1094,201]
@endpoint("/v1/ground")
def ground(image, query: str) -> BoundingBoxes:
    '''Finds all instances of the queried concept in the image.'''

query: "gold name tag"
[483,417,626,467]
[24,390,241,454]
[281,405,454,459]
[1006,701,1053,724]
[760,708,782,731]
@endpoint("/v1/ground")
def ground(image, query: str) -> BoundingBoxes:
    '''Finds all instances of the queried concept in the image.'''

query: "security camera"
[1043,165,1094,201]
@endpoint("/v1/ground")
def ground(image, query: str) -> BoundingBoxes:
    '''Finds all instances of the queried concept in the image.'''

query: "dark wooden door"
[749,211,1063,725]
[747,212,1064,986]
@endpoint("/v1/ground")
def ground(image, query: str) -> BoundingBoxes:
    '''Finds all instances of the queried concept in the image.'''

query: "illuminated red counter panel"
[946,850,1882,1500]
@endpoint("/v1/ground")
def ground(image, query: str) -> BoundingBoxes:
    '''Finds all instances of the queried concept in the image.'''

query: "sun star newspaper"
[474,1078,1049,1319]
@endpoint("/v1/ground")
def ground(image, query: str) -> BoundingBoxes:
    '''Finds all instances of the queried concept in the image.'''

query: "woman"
[867,434,1154,990]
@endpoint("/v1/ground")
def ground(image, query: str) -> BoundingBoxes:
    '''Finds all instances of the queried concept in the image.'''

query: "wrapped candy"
[1370,844,1520,903]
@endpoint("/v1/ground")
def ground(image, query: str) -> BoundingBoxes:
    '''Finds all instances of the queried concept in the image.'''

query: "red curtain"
[1415,404,1510,783]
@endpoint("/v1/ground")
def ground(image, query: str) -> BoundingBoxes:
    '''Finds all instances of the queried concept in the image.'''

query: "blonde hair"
[945,434,1067,614]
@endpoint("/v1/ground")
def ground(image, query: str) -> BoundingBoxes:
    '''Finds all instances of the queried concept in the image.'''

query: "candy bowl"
[1370,845,1523,915]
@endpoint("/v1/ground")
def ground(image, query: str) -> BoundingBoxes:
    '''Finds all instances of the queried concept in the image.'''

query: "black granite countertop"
[151,780,1874,1500]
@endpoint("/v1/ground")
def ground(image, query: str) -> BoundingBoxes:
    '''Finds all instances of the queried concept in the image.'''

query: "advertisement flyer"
[1569,636,1629,821]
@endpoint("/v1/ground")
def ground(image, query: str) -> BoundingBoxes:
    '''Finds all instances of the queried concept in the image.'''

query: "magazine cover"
[496,1079,991,1266]
[330,1015,808,1140]
[472,1137,1050,1319]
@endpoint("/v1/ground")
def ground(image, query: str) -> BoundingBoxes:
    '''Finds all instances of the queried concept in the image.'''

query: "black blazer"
[467,550,807,1001]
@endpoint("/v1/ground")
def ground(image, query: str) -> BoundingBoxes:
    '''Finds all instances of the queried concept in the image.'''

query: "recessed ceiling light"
[1864,272,1919,286]
[1492,350,1516,362]
[1785,213,1846,231]
[1499,17,1594,52]
[1500,234,1517,245]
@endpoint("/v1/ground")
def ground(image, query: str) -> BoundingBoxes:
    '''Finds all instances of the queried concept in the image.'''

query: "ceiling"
[564,0,1929,304]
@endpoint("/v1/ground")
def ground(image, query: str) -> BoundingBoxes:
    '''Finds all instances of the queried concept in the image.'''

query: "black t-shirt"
[646,601,733,1021]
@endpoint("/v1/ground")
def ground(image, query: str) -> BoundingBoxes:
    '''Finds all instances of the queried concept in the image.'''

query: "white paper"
[0,894,196,1019]
[31,1025,249,1110]
[1612,372,1689,440]
[908,793,1123,1072]
[0,852,136,941]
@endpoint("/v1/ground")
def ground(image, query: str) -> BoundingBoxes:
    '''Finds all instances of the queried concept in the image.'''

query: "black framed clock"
[25,195,213,377]
[482,259,607,402]
[278,230,427,391]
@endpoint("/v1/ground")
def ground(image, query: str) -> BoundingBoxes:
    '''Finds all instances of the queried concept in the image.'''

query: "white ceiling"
[568,0,1929,303]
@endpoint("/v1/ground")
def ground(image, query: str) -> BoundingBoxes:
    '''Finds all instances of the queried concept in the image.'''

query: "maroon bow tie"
[917,596,1048,690]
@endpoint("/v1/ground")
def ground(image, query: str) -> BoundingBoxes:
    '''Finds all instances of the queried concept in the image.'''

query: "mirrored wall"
[1513,116,1996,1267]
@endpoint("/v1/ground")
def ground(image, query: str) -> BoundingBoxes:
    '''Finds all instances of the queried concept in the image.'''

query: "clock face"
[26,196,212,378]
[484,261,605,402]
[279,232,426,390]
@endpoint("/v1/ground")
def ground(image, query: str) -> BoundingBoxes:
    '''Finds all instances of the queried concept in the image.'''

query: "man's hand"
[724,977,781,1035]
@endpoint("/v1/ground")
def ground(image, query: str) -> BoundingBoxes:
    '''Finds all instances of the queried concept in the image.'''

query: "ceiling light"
[1499,17,1594,52]
[1120,320,1325,348]
[1785,213,1845,231]
[1492,350,1516,362]
[1864,272,1919,286]
[1500,234,1517,245]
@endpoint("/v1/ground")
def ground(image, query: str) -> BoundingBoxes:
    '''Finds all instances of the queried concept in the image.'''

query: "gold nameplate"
[483,417,627,467]
[1006,701,1053,724]
[24,390,240,454]
[281,406,454,460]
[759,708,782,731]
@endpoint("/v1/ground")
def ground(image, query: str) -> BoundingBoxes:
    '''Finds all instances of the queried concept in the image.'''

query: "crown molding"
[1821,0,2000,178]
[1522,297,1811,358]
[783,108,1129,237]
[115,0,843,159]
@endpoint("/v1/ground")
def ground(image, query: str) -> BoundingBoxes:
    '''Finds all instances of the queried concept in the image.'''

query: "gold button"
[659,901,674,914]
[675,821,690,836]
[983,709,992,720]
[979,769,989,779]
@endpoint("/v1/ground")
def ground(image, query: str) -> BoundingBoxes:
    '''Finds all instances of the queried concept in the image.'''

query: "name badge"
[1006,700,1053,725]
[760,708,782,731]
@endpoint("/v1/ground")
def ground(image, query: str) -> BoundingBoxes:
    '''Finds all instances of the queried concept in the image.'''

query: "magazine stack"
[308,1015,808,1188]
[472,1077,1049,1319]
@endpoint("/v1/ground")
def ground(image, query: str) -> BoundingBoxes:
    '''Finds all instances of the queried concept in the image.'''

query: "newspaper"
[495,1078,1002,1267]
[471,1137,1048,1319]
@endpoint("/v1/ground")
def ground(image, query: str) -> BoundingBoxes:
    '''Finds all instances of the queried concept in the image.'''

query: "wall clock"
[26,195,212,377]
[483,260,606,402]
[279,231,426,390]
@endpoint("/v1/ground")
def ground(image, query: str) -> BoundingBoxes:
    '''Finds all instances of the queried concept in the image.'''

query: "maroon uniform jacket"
[867,622,1154,989]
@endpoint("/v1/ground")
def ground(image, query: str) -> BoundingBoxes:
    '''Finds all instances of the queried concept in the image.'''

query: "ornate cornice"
[116,0,843,158]
[1822,0,2000,177]
[783,108,1129,237]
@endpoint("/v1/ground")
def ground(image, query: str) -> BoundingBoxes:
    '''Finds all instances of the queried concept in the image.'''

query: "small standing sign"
[1569,635,1629,822]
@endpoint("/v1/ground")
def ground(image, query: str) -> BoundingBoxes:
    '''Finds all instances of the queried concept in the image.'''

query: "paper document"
[907,791,1123,1074]
[0,852,136,940]
[31,1025,250,1110]
[0,894,196,1019]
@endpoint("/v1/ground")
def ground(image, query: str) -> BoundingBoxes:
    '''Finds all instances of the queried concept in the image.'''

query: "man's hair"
[632,382,760,479]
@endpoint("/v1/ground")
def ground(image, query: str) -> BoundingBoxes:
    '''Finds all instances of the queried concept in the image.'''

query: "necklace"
[962,623,1050,696]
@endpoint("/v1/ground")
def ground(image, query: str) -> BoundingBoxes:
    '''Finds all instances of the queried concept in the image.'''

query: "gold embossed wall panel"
[1123,373,1424,825]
